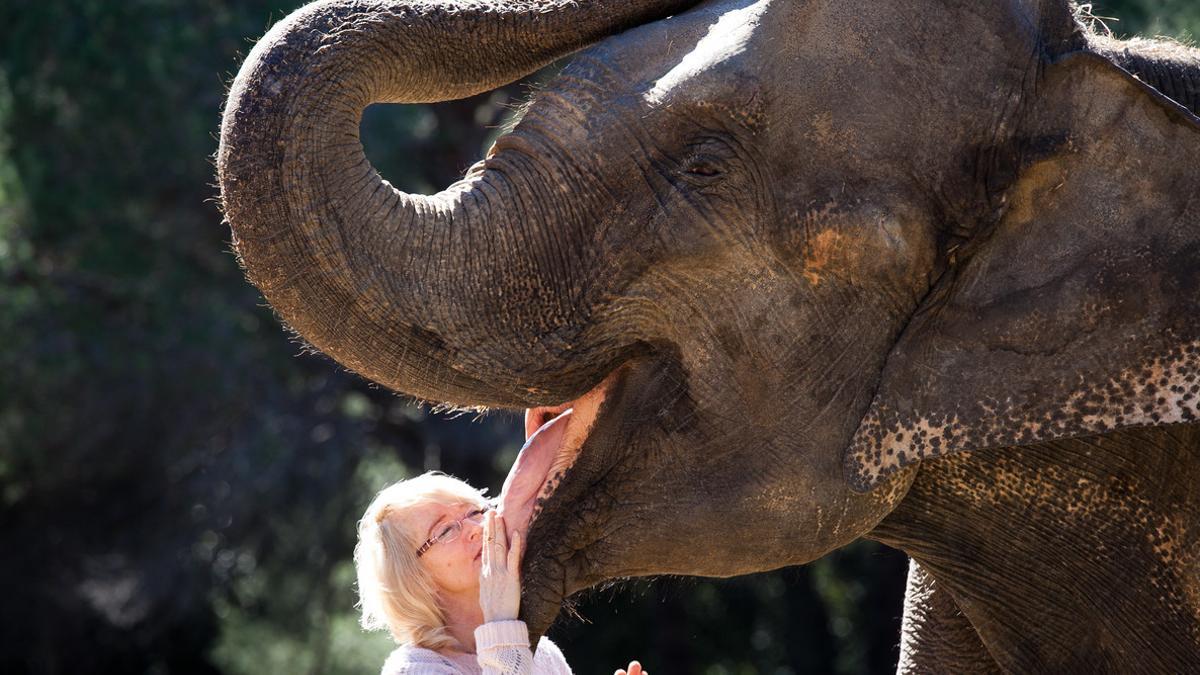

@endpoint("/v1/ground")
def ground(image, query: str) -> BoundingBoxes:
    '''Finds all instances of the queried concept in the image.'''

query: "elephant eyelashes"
[678,136,742,184]
[684,156,724,177]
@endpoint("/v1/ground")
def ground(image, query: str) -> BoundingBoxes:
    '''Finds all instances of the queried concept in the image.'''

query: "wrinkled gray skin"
[218,0,1200,670]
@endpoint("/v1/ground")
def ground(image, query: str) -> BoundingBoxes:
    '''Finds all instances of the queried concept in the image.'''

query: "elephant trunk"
[218,0,693,406]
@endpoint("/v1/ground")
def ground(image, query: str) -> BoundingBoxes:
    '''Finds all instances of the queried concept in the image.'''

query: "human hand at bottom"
[479,510,522,622]
[615,661,646,675]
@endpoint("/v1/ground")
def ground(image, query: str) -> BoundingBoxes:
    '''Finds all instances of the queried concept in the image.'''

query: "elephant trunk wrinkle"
[219,0,707,406]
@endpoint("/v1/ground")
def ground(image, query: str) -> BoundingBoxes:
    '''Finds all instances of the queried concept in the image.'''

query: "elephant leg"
[897,559,1000,675]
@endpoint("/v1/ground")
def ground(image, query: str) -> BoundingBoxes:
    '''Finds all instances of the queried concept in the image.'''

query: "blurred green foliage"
[1089,0,1200,37]
[0,1,1194,674]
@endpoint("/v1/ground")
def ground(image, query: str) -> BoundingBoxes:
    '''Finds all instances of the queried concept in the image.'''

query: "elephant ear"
[846,50,1200,491]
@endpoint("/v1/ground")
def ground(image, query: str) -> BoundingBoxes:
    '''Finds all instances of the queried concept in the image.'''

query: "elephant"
[217,0,1200,671]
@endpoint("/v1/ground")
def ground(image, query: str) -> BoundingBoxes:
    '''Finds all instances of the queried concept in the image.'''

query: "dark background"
[0,2,1194,673]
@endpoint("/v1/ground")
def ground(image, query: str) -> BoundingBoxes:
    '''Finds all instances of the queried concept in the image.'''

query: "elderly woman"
[355,471,646,675]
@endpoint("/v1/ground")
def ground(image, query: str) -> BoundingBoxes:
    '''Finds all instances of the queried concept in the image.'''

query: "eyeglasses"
[415,506,489,558]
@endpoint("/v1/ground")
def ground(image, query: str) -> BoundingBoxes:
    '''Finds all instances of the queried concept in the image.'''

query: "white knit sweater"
[380,620,573,675]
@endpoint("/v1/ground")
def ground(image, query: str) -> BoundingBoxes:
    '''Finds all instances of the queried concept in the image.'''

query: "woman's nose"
[466,519,484,540]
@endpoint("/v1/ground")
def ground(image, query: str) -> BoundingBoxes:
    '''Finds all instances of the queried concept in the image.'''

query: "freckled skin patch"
[873,425,1200,671]
[850,339,1200,488]
[530,469,567,522]
[847,54,1200,494]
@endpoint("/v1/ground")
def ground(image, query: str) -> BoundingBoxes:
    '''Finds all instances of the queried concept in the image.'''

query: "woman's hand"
[615,661,646,675]
[479,510,522,622]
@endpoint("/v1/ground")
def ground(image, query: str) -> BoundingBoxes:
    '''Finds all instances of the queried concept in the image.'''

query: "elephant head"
[219,0,1200,650]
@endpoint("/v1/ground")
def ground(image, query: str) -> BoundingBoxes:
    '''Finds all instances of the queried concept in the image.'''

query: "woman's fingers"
[482,511,494,568]
[478,511,522,621]
[507,530,522,571]
[627,662,643,675]
[483,511,508,572]
[492,512,508,550]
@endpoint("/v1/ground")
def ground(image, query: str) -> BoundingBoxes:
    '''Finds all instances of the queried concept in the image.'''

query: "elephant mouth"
[496,372,617,539]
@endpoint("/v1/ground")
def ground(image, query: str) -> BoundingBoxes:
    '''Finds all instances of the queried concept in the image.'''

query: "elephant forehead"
[644,0,771,106]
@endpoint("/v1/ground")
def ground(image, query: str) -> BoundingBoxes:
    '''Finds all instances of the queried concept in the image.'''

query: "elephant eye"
[683,153,725,179]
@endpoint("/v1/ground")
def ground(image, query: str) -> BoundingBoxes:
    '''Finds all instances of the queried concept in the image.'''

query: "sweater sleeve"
[532,635,573,675]
[474,621,573,675]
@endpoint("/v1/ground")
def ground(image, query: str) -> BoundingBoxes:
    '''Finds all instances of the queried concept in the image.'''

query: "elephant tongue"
[497,409,572,538]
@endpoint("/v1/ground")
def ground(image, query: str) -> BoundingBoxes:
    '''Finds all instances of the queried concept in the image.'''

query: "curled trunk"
[218,0,696,406]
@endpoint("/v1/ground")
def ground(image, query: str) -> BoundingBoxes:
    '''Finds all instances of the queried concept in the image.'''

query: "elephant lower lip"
[496,374,616,538]
[498,409,572,537]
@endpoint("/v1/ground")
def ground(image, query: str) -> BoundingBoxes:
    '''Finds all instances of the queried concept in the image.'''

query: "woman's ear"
[846,51,1200,491]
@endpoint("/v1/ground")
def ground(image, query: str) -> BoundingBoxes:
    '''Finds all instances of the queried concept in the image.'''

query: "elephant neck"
[870,424,1200,671]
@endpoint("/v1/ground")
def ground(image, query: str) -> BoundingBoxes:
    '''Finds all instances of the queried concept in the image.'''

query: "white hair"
[354,471,489,650]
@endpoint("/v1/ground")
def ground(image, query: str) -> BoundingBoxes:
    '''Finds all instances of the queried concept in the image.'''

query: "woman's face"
[410,501,487,596]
